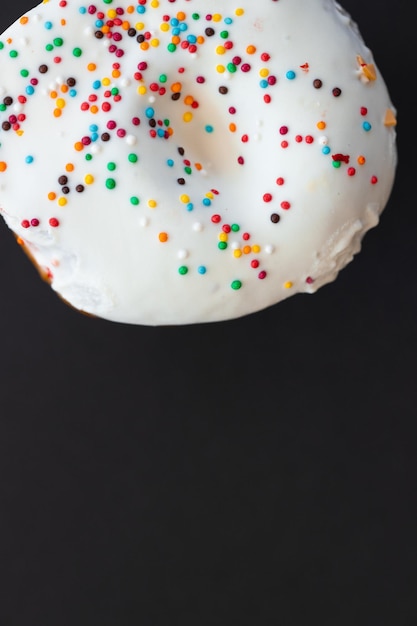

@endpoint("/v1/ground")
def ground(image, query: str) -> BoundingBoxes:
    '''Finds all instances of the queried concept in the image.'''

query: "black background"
[0,1,415,625]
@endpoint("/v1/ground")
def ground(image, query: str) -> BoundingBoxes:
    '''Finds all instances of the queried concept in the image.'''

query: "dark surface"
[0,1,415,625]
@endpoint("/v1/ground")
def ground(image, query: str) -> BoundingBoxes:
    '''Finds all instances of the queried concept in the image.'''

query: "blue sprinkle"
[44,21,53,30]
[136,5,146,14]
[167,159,174,167]
[187,35,197,43]
[186,203,194,211]
[259,79,268,89]
[202,198,211,207]
[89,124,98,132]
[205,125,214,133]
[198,266,207,275]
[79,7,87,14]
[90,133,99,142]
[25,155,34,164]
[170,18,179,26]
[145,107,155,119]
[172,27,180,36]
[157,129,165,138]
[95,20,104,28]
[26,85,35,95]
[92,80,101,90]
[224,17,233,25]
[69,89,77,97]
[286,70,296,80]
[322,146,331,155]
[179,23,188,32]
[363,121,372,132]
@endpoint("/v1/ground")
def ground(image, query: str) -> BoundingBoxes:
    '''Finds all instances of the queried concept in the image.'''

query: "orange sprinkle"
[140,42,149,50]
[74,142,84,151]
[159,232,168,243]
[20,16,29,25]
[87,63,97,71]
[317,121,326,130]
[48,192,57,200]
[61,19,66,26]
[112,70,121,78]
[195,163,202,171]
[50,90,58,99]
[384,109,397,127]
[0,162,7,172]
[53,109,62,118]
[246,45,256,54]
[171,82,182,93]
[197,36,205,44]
[60,84,69,93]
[229,123,237,133]
[184,95,194,106]
[90,105,99,114]
[357,155,366,165]
[65,163,74,172]
[243,245,251,255]
[177,11,186,20]
[172,35,180,45]
[127,5,134,13]
[122,21,130,30]
[17,237,24,246]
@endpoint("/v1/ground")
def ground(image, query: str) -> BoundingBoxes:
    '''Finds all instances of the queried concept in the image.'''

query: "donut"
[0,0,397,325]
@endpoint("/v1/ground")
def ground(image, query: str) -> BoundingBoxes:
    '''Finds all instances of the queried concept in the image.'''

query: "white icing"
[0,0,397,325]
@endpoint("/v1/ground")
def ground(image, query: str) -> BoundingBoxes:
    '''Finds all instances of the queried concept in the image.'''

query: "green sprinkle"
[163,119,170,127]
[227,63,237,73]
[130,196,140,206]
[128,153,138,163]
[20,69,29,77]
[220,30,229,39]
[111,87,119,96]
[332,161,341,169]
[178,266,188,275]
[0,42,4,50]
[218,242,228,250]
[45,44,54,52]
[73,47,82,57]
[106,178,116,189]
[167,43,177,53]
[53,38,64,47]
[85,154,93,161]
[192,13,200,20]
[231,224,240,232]
[184,167,192,175]
[103,0,113,3]
[10,50,18,58]
[231,280,242,290]
[159,74,167,83]
[107,162,116,171]
[0,104,6,112]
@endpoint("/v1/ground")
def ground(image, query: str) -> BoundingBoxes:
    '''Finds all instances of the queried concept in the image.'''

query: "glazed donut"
[0,0,397,325]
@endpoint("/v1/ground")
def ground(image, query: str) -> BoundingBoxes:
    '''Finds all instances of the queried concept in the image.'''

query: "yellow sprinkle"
[151,0,159,7]
[137,85,147,95]
[150,38,160,48]
[107,9,117,18]
[148,199,157,208]
[216,46,226,55]
[136,22,144,30]
[219,232,228,242]
[206,192,214,199]
[58,197,67,207]
[102,77,111,86]
[84,174,94,185]
[234,249,242,258]
[235,8,244,16]
[259,68,269,78]
[56,98,66,109]
[180,194,190,204]
[216,65,225,74]
[252,245,261,253]
[284,281,293,289]
[183,112,193,123]
[160,22,170,32]
[384,109,397,127]
[212,13,222,22]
